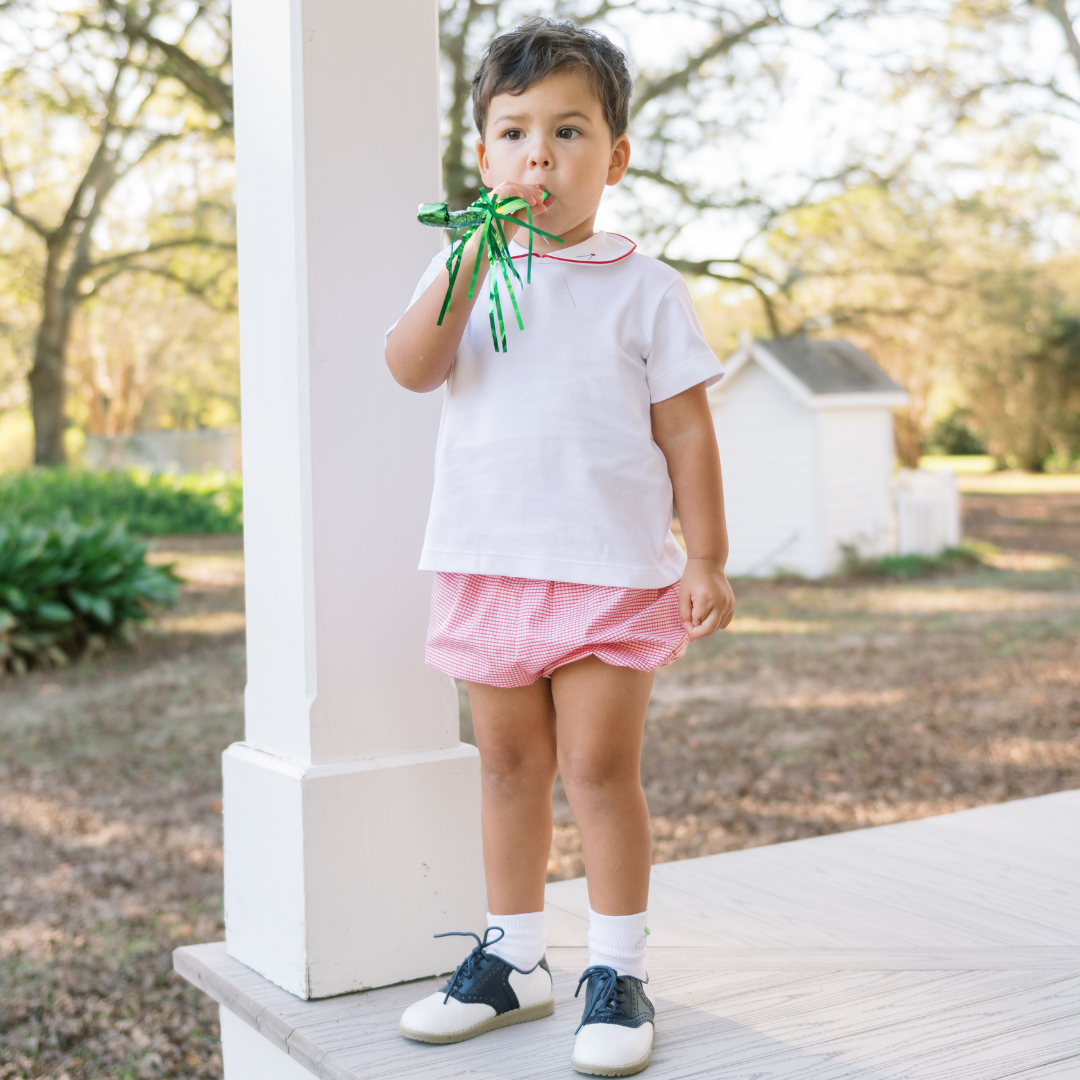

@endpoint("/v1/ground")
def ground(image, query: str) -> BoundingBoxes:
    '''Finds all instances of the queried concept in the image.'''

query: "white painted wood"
[177,791,1080,1079]
[220,1007,314,1080]
[894,468,962,555]
[223,744,484,998]
[819,407,896,567]
[711,362,823,577]
[710,342,913,577]
[720,343,817,406]
[233,0,450,767]
[226,0,486,1000]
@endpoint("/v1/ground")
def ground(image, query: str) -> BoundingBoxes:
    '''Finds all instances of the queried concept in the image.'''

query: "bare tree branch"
[631,14,781,118]
[1042,0,1080,78]
[0,135,52,239]
[104,0,234,124]
[89,237,237,272]
[111,264,238,311]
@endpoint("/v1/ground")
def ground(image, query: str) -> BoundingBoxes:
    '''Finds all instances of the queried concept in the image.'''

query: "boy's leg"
[550,655,653,915]
[467,678,559,915]
[398,678,557,1045]
[551,656,657,1076]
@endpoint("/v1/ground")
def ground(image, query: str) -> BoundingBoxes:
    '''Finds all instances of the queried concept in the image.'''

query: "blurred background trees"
[0,0,234,466]
[438,0,1080,469]
[0,0,1077,471]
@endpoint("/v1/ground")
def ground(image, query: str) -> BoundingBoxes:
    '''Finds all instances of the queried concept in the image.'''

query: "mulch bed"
[3,499,1079,1079]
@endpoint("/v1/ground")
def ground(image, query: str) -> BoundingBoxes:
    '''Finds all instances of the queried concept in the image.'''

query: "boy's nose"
[528,143,552,168]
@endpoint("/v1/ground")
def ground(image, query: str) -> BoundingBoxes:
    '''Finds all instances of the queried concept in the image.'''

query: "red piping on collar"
[509,233,637,265]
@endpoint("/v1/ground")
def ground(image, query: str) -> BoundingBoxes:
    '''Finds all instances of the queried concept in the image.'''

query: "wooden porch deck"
[175,790,1080,1079]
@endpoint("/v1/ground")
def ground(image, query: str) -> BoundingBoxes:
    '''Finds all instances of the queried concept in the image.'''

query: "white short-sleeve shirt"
[388,231,723,588]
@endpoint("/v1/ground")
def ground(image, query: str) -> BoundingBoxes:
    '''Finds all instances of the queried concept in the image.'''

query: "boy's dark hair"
[472,18,632,140]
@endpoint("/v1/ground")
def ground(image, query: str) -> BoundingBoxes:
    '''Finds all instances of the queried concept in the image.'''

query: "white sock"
[484,911,546,971]
[588,907,649,980]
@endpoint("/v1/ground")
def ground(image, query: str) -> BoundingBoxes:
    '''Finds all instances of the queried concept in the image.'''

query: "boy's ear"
[606,134,631,187]
[475,137,491,185]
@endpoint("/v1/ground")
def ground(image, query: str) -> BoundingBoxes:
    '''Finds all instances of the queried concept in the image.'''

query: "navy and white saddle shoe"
[571,965,655,1076]
[398,928,554,1044]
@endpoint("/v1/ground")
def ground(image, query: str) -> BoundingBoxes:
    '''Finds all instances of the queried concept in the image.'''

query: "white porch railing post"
[225,0,485,1000]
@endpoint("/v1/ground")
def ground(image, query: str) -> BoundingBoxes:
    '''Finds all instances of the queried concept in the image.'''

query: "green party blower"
[418,189,563,352]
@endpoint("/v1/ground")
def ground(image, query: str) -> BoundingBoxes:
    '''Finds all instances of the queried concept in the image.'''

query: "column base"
[220,1007,310,1080]
[223,741,485,999]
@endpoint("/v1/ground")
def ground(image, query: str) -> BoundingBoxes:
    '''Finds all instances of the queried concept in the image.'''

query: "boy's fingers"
[491,182,544,204]
[678,586,693,627]
[691,607,722,639]
[689,593,714,632]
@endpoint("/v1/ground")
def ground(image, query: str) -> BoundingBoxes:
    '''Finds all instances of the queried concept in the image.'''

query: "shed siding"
[817,407,895,571]
[710,363,822,577]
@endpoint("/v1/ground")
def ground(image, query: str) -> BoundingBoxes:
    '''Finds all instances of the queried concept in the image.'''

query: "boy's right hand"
[386,183,548,393]
[487,182,549,245]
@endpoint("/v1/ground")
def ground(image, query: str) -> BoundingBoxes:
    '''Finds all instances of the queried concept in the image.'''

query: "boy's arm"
[651,383,736,638]
[385,183,547,393]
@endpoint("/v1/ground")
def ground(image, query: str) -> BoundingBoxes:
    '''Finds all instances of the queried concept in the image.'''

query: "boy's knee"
[481,745,557,790]
[559,752,638,800]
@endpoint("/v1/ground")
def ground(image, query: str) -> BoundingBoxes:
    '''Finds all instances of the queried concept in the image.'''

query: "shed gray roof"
[757,338,904,395]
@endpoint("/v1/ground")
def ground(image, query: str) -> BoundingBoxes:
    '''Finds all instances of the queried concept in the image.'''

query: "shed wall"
[710,363,822,577]
[817,407,895,571]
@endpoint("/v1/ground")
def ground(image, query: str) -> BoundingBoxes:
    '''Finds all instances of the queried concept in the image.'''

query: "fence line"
[83,429,242,475]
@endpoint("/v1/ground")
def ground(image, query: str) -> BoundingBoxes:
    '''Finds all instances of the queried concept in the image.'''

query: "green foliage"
[0,469,242,535]
[841,544,986,580]
[967,306,1080,471]
[0,516,182,674]
[927,409,987,456]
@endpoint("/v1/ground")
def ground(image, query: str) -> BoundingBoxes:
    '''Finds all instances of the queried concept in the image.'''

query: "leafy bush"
[927,409,987,456]
[841,544,985,580]
[0,517,182,674]
[0,468,242,535]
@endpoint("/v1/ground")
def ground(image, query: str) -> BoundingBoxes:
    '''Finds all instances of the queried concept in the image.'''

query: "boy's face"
[476,67,630,243]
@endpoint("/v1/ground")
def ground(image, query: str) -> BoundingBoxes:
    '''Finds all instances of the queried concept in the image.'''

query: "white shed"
[710,336,909,578]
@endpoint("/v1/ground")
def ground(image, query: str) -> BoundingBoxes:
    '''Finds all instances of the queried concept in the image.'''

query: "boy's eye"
[503,129,524,141]
[556,127,579,140]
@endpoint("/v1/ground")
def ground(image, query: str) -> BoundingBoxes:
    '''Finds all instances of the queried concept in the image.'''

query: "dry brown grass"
[1,536,244,1080]
[3,496,1079,1078]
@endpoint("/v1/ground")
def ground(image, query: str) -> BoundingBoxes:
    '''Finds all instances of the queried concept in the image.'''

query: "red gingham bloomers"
[426,573,689,688]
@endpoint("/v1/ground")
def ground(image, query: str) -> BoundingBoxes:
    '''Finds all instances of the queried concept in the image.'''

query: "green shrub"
[0,516,182,674]
[0,469,243,535]
[926,409,987,456]
[841,544,986,580]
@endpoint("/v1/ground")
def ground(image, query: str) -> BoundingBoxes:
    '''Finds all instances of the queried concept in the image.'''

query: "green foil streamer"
[417,189,563,352]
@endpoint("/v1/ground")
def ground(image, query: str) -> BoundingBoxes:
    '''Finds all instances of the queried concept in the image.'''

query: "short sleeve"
[384,248,449,346]
[644,277,724,404]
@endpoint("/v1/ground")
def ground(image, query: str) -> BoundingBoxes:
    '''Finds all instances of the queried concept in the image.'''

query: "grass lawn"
[2,499,1079,1078]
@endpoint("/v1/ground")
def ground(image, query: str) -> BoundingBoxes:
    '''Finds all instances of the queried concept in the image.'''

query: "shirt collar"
[509,230,637,264]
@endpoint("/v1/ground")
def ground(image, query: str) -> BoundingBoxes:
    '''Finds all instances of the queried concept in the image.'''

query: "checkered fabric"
[426,573,689,688]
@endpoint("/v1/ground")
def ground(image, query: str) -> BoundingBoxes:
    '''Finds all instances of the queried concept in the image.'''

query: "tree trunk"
[441,4,483,209]
[29,247,76,466]
[893,407,923,468]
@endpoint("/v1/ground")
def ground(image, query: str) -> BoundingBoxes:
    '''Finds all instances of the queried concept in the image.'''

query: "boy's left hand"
[679,558,736,640]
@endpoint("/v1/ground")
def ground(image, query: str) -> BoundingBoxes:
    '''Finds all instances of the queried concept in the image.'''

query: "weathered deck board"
[176,790,1080,1078]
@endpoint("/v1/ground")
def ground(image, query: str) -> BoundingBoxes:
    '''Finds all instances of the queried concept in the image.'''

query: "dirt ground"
[2,494,1079,1079]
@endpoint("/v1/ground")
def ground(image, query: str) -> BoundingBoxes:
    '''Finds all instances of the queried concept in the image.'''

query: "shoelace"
[434,926,506,1004]
[574,965,625,1032]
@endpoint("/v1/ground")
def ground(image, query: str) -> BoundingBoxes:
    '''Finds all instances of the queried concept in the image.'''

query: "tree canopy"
[0,0,1078,469]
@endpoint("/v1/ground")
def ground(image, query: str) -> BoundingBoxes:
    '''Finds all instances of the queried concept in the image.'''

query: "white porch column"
[226,0,485,999]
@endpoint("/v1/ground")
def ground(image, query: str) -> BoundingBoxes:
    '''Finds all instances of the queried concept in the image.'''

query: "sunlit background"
[0,0,1077,471]
[1,4,1079,1079]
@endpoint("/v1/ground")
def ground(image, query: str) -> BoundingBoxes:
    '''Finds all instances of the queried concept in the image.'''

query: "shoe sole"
[571,1048,652,1077]
[399,996,555,1044]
